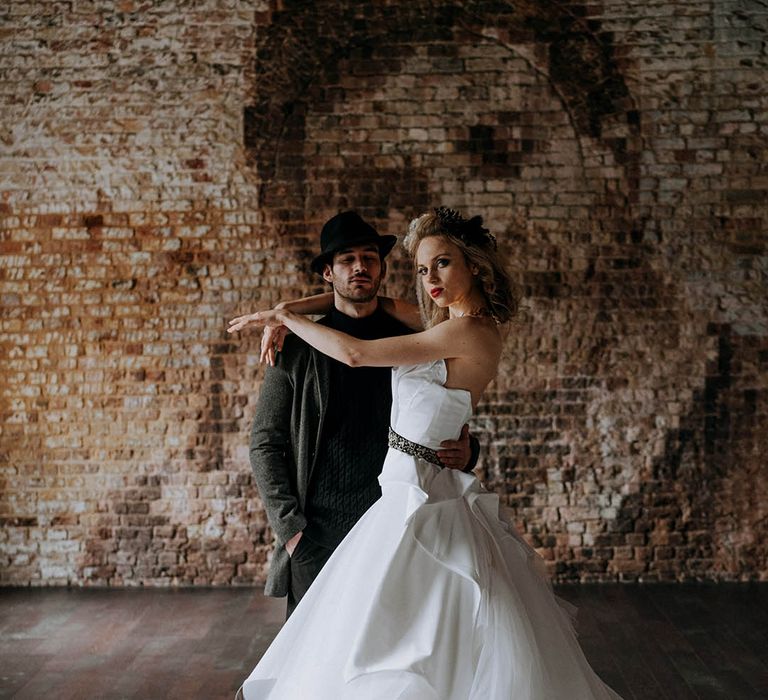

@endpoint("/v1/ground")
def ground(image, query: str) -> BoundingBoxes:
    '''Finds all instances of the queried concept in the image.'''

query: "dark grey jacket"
[249,334,331,597]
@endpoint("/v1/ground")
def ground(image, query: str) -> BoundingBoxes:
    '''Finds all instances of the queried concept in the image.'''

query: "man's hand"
[438,424,472,470]
[285,530,303,557]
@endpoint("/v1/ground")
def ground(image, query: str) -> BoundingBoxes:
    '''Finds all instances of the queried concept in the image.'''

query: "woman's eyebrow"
[417,253,452,265]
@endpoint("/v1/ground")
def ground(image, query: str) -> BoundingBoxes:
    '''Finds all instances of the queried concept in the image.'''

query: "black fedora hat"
[311,211,397,274]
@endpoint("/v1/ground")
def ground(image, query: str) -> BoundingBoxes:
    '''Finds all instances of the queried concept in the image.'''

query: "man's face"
[323,243,384,303]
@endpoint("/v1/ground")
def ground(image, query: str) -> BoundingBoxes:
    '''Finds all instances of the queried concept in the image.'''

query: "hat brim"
[311,235,398,275]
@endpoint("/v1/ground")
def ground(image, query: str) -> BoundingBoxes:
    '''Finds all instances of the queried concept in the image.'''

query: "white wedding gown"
[241,360,623,700]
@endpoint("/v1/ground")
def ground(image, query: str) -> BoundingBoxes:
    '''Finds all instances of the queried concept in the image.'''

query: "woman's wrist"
[276,308,294,325]
[272,293,334,316]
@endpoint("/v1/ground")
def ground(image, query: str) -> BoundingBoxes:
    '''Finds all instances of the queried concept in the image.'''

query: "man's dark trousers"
[286,536,335,617]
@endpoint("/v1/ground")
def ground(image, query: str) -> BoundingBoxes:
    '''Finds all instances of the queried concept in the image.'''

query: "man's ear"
[322,264,333,284]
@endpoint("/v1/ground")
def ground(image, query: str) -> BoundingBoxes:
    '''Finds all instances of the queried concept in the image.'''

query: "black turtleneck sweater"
[303,305,412,548]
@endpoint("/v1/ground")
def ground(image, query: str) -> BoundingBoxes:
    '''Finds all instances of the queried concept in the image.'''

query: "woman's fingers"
[227,313,262,333]
[260,329,277,365]
[228,310,283,341]
[275,326,288,352]
[260,325,283,364]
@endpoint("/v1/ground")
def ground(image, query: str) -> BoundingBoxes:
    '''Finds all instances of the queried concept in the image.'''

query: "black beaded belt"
[388,427,444,468]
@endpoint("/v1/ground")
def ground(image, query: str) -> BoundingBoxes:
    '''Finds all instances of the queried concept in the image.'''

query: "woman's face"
[415,235,476,311]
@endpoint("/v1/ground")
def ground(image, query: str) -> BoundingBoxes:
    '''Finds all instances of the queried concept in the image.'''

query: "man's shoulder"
[274,332,329,371]
[276,333,312,364]
[259,336,318,394]
[375,308,415,337]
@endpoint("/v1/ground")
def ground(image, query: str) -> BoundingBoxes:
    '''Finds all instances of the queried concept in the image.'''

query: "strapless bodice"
[389,359,473,451]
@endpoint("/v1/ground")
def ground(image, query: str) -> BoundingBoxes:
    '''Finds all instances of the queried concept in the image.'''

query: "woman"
[228,208,623,700]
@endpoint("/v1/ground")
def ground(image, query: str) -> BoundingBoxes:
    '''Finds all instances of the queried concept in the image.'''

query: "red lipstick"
[430,288,443,299]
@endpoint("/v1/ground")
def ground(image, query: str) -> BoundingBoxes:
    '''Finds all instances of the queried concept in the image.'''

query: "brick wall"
[1,0,766,585]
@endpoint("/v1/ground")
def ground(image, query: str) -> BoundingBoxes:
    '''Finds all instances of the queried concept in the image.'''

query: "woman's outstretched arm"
[229,294,420,333]
[229,308,479,367]
[229,294,423,364]
[274,292,334,314]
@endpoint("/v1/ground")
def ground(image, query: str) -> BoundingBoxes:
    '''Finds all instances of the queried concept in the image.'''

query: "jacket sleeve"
[463,435,481,472]
[249,357,307,545]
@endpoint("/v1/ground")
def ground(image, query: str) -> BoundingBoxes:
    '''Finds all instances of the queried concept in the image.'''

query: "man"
[249,211,478,617]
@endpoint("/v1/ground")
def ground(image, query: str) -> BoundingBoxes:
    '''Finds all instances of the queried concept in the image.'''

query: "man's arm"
[437,424,480,472]
[466,434,480,472]
[378,296,423,331]
[249,358,306,547]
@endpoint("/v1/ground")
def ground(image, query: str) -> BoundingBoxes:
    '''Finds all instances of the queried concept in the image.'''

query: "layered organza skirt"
[241,449,623,700]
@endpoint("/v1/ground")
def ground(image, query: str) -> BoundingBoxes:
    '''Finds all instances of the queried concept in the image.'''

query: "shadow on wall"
[613,325,768,582]
[242,0,640,253]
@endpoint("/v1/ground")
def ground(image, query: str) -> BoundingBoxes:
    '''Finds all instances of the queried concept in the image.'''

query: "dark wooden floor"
[1,584,766,699]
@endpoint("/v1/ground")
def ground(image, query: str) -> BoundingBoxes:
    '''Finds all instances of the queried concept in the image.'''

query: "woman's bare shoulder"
[441,314,503,334]
[436,316,504,353]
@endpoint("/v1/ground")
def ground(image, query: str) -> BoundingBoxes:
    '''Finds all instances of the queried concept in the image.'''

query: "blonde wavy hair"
[402,209,521,329]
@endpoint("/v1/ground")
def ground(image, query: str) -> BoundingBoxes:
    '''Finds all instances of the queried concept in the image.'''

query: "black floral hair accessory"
[434,207,497,250]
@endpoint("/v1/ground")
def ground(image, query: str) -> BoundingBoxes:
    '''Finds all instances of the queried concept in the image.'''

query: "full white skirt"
[242,450,623,700]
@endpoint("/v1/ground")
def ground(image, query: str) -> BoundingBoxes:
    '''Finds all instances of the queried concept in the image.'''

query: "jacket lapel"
[308,348,330,485]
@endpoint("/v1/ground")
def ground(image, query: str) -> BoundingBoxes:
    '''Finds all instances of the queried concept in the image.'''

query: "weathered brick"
[0,0,765,588]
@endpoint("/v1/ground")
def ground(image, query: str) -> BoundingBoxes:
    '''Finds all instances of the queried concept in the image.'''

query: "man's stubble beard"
[333,276,383,304]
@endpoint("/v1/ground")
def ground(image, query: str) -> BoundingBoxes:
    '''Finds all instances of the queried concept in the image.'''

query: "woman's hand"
[227,309,286,333]
[260,324,290,366]
[229,310,292,365]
